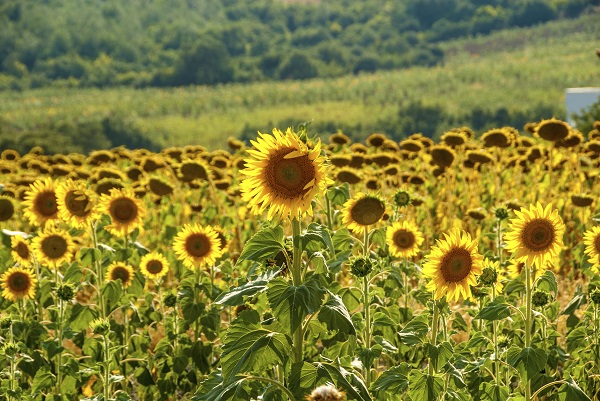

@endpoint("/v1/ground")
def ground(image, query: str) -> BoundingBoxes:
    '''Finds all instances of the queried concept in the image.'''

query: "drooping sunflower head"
[173,223,223,269]
[1,267,37,302]
[105,262,135,288]
[146,176,175,197]
[22,177,59,226]
[534,118,570,142]
[140,251,170,281]
[504,203,565,269]
[56,179,97,228]
[386,221,424,258]
[430,145,457,168]
[32,222,75,269]
[422,229,484,302]
[336,167,362,185]
[441,130,467,147]
[0,195,16,222]
[99,188,146,237]
[329,132,351,146]
[240,128,329,221]
[583,226,600,273]
[481,128,514,148]
[10,235,32,267]
[341,192,386,234]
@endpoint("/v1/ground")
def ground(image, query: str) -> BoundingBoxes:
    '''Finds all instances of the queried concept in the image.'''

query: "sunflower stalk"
[55,298,65,396]
[90,222,106,318]
[524,262,533,401]
[428,298,440,376]
[103,334,112,401]
[291,218,304,365]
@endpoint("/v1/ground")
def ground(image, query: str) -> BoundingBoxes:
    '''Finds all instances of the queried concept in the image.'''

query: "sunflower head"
[441,130,467,147]
[531,289,551,307]
[504,203,565,269]
[140,251,170,280]
[32,222,75,269]
[240,128,330,221]
[10,235,32,267]
[422,229,484,302]
[0,195,16,222]
[329,132,351,145]
[336,168,361,185]
[349,256,375,278]
[494,207,509,221]
[430,145,456,168]
[22,177,59,226]
[535,118,570,142]
[163,292,178,307]
[481,128,514,148]
[386,221,424,258]
[105,262,135,288]
[306,384,346,401]
[366,133,387,148]
[99,188,146,237]
[173,224,223,269]
[90,318,111,336]
[0,267,37,302]
[341,192,386,234]
[590,288,600,305]
[583,226,600,272]
[56,179,97,228]
[57,282,76,302]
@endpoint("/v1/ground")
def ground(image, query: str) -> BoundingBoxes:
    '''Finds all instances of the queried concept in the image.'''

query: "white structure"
[565,87,600,127]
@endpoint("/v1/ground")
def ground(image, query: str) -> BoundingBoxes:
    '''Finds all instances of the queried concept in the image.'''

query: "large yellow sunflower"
[583,226,600,272]
[1,266,37,301]
[22,178,59,226]
[422,229,484,302]
[386,221,424,258]
[56,179,97,229]
[240,128,329,221]
[140,251,170,281]
[32,222,75,269]
[98,188,146,237]
[11,235,33,267]
[105,262,135,288]
[341,192,386,234]
[173,224,222,269]
[504,203,565,269]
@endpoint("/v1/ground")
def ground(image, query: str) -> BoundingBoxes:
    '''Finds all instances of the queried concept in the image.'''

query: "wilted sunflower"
[422,229,484,302]
[329,132,351,145]
[147,176,175,197]
[22,178,59,226]
[0,195,16,222]
[571,194,594,207]
[99,188,146,237]
[140,251,170,281]
[173,224,222,269]
[430,145,456,168]
[105,262,135,288]
[481,128,513,148]
[1,267,37,302]
[386,221,424,258]
[10,236,32,267]
[399,139,424,152]
[336,167,362,184]
[341,192,386,234]
[240,128,329,220]
[535,118,570,142]
[366,133,387,147]
[178,158,211,181]
[56,179,97,228]
[583,226,600,272]
[32,222,75,269]
[441,130,467,147]
[505,203,565,269]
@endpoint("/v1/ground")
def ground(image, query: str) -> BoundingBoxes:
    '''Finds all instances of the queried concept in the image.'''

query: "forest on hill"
[0,0,597,90]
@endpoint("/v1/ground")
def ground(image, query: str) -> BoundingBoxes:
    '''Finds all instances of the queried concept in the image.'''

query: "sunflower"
[105,262,135,288]
[441,130,467,147]
[32,222,75,269]
[99,188,146,237]
[329,155,351,168]
[430,145,456,168]
[178,159,211,182]
[336,168,362,184]
[535,118,570,142]
[341,192,386,234]
[583,226,600,272]
[56,179,97,228]
[240,128,329,220]
[504,203,565,269]
[422,229,484,302]
[399,139,424,152]
[0,195,16,222]
[11,236,33,267]
[0,267,37,302]
[481,128,513,148]
[173,224,223,269]
[366,133,387,147]
[22,178,59,226]
[386,221,424,258]
[329,132,351,145]
[140,252,170,281]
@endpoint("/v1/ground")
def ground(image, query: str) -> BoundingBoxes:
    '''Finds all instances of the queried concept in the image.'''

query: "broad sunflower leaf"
[317,291,356,335]
[424,341,453,373]
[193,370,253,401]
[215,268,281,306]
[536,270,558,294]
[407,370,444,401]
[507,346,547,382]
[475,296,511,321]
[371,363,410,400]
[397,314,429,346]
[558,378,592,401]
[301,222,335,255]
[267,278,324,335]
[238,225,285,263]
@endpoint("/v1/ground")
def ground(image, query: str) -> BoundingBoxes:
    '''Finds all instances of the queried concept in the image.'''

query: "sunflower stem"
[429,298,440,376]
[90,222,106,319]
[363,274,372,388]
[291,218,303,365]
[524,262,533,401]
[325,194,333,232]
[103,334,112,401]
[55,298,64,396]
[491,286,502,388]
[403,258,409,322]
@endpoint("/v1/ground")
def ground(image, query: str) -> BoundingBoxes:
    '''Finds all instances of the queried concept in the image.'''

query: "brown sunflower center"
[185,233,211,258]
[65,190,91,217]
[0,198,15,221]
[350,197,385,226]
[594,235,600,254]
[265,147,315,199]
[110,198,138,223]
[9,272,30,292]
[521,218,555,252]
[146,260,164,275]
[181,162,208,180]
[35,191,58,217]
[111,266,131,283]
[393,229,415,250]
[440,247,472,283]
[41,235,68,259]
[14,242,30,260]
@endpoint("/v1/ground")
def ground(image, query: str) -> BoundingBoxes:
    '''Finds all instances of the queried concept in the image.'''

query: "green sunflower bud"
[90,318,111,336]
[57,283,76,302]
[350,257,374,278]
[532,290,551,307]
[494,207,509,221]
[2,341,19,357]
[393,189,411,207]
[479,267,498,286]
[163,292,177,308]
[590,288,600,305]
[0,315,12,330]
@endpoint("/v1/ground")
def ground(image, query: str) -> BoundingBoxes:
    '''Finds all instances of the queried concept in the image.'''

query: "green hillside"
[0,13,598,153]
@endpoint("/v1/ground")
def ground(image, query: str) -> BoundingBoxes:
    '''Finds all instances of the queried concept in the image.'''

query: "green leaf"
[425,341,453,373]
[135,366,155,386]
[267,278,324,335]
[558,378,592,401]
[370,227,386,250]
[560,291,586,316]
[475,296,511,321]
[221,313,292,381]
[407,370,444,401]
[566,326,587,352]
[507,346,547,382]
[215,268,281,306]
[372,312,397,328]
[480,382,510,401]
[332,228,353,252]
[317,291,356,335]
[451,311,468,332]
[326,184,350,206]
[337,286,363,311]
[193,371,251,401]
[301,222,334,255]
[78,247,102,269]
[32,369,56,395]
[371,363,410,399]
[293,362,372,401]
[398,315,429,346]
[68,303,98,331]
[536,270,558,294]
[238,225,285,263]
[308,252,328,274]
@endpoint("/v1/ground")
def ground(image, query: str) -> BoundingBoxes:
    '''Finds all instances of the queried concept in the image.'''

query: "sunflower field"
[1,118,600,401]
